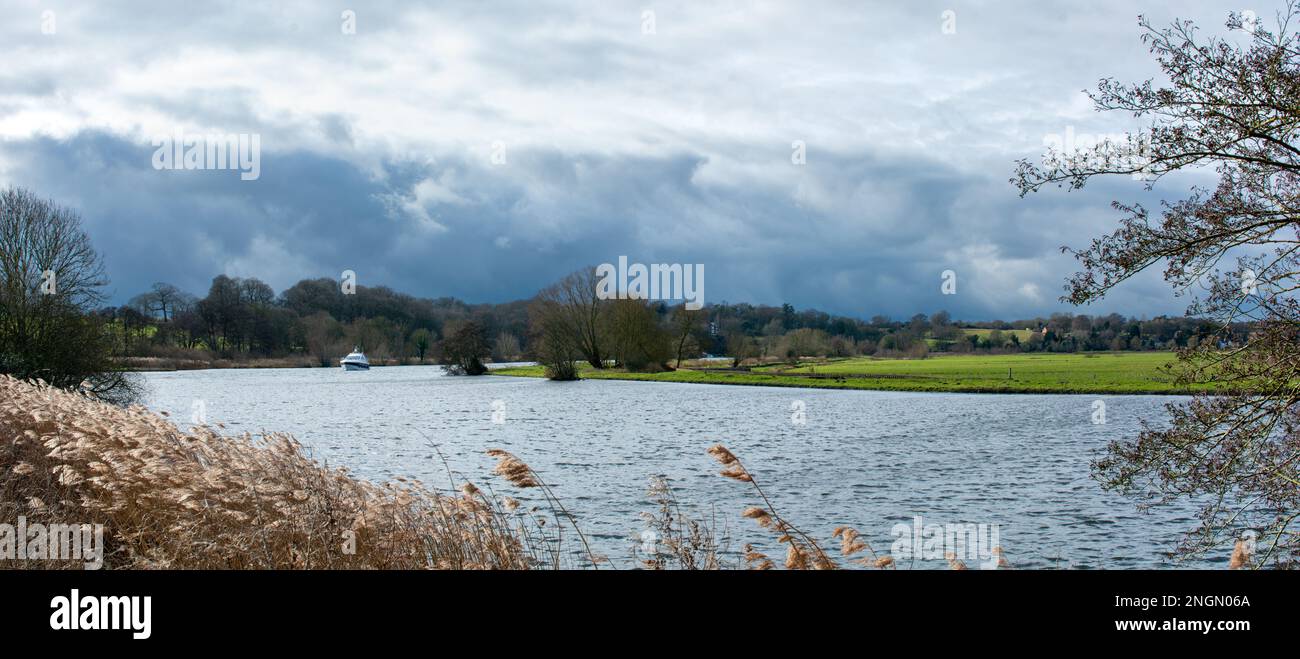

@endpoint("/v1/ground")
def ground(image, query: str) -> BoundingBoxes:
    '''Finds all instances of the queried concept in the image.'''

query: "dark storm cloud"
[0,0,1244,319]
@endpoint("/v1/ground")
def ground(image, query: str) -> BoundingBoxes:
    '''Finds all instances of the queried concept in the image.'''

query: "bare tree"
[302,311,344,366]
[1014,5,1300,566]
[0,187,139,403]
[529,297,582,380]
[670,304,706,368]
[492,330,521,362]
[132,282,185,321]
[440,320,489,375]
[725,330,760,368]
[606,298,672,372]
[410,327,434,364]
[535,267,607,368]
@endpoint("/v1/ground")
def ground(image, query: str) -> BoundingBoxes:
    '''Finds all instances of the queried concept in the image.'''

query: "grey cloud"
[0,0,1240,320]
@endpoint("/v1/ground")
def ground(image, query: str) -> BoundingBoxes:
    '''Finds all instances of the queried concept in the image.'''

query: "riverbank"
[121,355,318,371]
[492,352,1212,394]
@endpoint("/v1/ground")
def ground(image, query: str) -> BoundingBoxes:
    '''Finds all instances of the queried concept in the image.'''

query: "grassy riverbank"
[493,352,1211,394]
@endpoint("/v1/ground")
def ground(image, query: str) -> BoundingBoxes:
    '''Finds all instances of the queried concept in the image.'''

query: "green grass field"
[493,352,1210,394]
[959,327,1038,342]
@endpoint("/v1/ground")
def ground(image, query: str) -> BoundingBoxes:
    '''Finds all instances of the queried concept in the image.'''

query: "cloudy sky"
[0,1,1248,319]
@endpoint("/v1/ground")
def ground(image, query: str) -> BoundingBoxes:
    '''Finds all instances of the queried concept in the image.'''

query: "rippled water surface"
[142,365,1212,569]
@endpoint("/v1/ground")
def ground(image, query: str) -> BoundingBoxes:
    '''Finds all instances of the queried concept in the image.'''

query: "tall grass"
[0,375,553,569]
[637,476,730,569]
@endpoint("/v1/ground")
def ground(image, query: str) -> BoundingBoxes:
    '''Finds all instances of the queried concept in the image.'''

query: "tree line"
[105,276,530,368]
[522,266,1235,379]
[96,267,1234,377]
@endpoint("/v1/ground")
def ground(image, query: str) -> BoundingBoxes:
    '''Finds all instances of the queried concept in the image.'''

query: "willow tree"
[0,187,140,404]
[1015,5,1300,567]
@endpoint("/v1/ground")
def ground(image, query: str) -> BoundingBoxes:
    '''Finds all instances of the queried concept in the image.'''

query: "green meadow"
[958,327,1039,342]
[493,352,1211,394]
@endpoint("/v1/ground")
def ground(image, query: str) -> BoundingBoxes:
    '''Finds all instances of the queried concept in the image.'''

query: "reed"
[485,448,607,568]
[1229,538,1252,570]
[707,443,837,569]
[0,375,541,569]
[638,476,728,569]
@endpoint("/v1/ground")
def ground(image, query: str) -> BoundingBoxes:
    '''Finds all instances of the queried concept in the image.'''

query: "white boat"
[340,348,370,371]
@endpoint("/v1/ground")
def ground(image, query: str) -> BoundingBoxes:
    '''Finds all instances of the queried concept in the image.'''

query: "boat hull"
[341,362,369,371]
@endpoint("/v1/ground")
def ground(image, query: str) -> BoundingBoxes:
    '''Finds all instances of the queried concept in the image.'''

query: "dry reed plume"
[992,546,1011,569]
[707,443,837,569]
[485,447,605,567]
[0,375,546,569]
[945,552,969,570]
[706,444,1017,571]
[637,476,727,569]
[1229,538,1253,569]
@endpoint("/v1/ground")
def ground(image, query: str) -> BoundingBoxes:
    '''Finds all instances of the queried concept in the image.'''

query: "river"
[142,365,1211,569]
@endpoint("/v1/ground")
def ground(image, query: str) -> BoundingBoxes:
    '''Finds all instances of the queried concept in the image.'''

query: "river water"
[141,365,1213,569]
